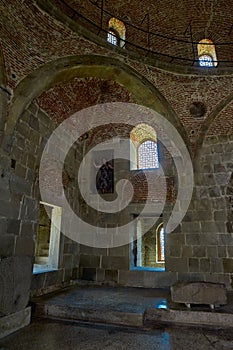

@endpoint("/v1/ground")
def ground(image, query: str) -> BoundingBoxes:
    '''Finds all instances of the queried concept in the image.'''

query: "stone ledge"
[0,307,31,339]
[144,308,233,329]
[34,303,143,327]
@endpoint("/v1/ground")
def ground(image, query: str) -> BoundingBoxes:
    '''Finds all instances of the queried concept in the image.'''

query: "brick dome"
[49,0,233,68]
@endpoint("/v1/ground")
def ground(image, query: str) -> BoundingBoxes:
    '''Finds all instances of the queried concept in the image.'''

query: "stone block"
[223,259,233,273]
[0,199,19,219]
[200,221,217,233]
[27,102,38,116]
[226,221,233,234]
[102,256,128,270]
[0,306,31,339]
[214,210,227,221]
[192,210,213,221]
[188,258,199,272]
[29,115,39,131]
[108,245,129,256]
[177,273,205,283]
[0,188,10,202]
[81,268,96,281]
[79,245,107,256]
[63,243,78,255]
[227,246,233,257]
[7,219,21,234]
[144,306,233,329]
[143,271,177,288]
[200,258,210,272]
[0,234,15,258]
[182,245,192,257]
[62,254,73,269]
[192,245,206,257]
[185,233,200,245]
[166,258,188,273]
[218,246,227,258]
[209,186,221,197]
[44,269,64,287]
[0,256,32,316]
[31,271,46,291]
[0,218,7,234]
[182,222,200,233]
[199,233,218,245]
[79,254,100,268]
[9,176,31,196]
[206,246,218,258]
[171,281,227,308]
[168,245,181,257]
[166,233,185,245]
[210,258,223,273]
[105,269,118,283]
[218,234,233,245]
[118,270,144,287]
[96,268,105,282]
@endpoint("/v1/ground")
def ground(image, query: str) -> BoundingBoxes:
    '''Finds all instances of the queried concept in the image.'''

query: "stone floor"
[31,284,170,327]
[31,283,233,314]
[32,284,170,314]
[1,318,233,350]
[2,284,233,349]
[31,284,233,328]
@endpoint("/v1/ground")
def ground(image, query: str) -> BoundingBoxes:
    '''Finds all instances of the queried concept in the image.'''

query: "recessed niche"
[189,102,206,118]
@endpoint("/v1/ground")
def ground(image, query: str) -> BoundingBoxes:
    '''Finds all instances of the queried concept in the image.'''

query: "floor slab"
[31,284,233,330]
[1,319,233,350]
[32,285,169,327]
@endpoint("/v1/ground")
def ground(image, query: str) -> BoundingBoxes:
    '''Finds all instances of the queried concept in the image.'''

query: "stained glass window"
[137,140,159,169]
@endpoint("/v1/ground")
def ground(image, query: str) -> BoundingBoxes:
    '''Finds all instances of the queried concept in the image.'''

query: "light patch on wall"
[33,202,62,274]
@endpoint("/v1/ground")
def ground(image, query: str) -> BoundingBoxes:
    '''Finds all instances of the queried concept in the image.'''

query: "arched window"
[130,124,159,170]
[138,140,159,169]
[156,224,165,263]
[198,39,217,67]
[107,18,126,48]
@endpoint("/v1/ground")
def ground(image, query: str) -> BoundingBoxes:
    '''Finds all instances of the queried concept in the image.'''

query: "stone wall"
[0,101,80,306]
[166,135,233,288]
[0,1,233,340]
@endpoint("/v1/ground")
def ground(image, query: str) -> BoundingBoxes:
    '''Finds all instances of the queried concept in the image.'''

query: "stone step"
[33,300,233,330]
[31,286,233,331]
[33,302,144,328]
[144,307,233,329]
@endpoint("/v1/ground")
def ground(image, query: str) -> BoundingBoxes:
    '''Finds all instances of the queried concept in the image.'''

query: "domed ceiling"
[48,0,233,67]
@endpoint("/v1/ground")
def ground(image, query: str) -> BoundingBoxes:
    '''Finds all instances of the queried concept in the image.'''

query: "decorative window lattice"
[199,54,213,67]
[157,226,165,262]
[107,31,118,46]
[138,140,159,169]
